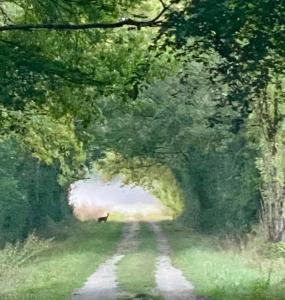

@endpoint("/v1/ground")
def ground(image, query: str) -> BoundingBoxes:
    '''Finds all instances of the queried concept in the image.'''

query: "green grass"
[117,222,158,299]
[0,220,123,300]
[163,222,285,300]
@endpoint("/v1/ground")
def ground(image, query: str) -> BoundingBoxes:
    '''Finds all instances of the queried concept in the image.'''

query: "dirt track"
[71,222,198,300]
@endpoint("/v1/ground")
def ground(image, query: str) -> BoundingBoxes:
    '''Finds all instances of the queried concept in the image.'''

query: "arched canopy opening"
[69,176,170,221]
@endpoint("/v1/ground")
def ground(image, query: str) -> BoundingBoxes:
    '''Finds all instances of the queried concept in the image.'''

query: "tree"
[0,0,178,244]
[0,0,170,178]
[159,0,285,240]
[0,139,69,245]
[92,58,260,232]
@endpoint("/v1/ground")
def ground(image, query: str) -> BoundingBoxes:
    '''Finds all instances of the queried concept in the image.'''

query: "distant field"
[0,220,123,300]
[163,222,285,300]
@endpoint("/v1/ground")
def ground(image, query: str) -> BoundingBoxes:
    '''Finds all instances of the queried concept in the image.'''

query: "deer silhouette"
[98,213,110,223]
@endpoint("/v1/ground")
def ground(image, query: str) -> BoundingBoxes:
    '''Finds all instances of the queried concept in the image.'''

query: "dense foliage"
[0,139,68,245]
[94,58,260,232]
[161,0,285,240]
[0,0,285,242]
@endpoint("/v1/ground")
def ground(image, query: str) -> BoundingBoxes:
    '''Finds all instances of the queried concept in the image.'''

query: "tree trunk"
[261,149,285,242]
[256,81,285,241]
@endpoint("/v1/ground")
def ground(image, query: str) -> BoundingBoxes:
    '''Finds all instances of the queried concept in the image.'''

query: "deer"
[97,213,110,223]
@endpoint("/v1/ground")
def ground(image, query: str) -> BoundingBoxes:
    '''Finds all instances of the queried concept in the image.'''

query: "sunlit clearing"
[69,176,170,222]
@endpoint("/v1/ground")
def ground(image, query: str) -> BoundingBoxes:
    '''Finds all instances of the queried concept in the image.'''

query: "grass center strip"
[117,222,158,299]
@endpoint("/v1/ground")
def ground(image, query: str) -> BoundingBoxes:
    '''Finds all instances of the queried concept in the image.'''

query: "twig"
[158,0,167,9]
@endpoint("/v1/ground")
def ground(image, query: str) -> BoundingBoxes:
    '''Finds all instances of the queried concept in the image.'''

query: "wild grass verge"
[0,219,123,300]
[0,233,53,279]
[162,222,285,300]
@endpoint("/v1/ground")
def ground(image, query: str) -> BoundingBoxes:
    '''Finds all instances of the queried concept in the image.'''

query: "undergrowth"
[0,219,123,300]
[163,221,285,300]
[0,233,53,279]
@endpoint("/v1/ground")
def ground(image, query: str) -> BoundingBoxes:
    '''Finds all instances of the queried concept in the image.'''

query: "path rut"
[70,222,139,300]
[150,223,196,300]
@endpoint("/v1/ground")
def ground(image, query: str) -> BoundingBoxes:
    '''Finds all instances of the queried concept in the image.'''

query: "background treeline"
[0,139,68,245]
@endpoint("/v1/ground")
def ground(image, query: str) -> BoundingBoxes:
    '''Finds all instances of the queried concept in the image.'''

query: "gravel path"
[70,222,139,300]
[150,223,197,300]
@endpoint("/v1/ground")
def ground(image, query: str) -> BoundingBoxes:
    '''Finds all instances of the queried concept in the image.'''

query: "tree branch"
[0,19,158,32]
[158,0,167,9]
[0,0,174,32]
[0,5,13,24]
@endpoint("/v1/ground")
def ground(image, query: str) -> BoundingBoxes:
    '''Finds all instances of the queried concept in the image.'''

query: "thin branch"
[158,0,167,9]
[0,5,13,23]
[180,151,191,163]
[0,0,174,32]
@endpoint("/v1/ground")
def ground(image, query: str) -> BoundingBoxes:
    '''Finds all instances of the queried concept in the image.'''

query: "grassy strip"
[117,222,157,299]
[0,220,123,300]
[163,222,285,300]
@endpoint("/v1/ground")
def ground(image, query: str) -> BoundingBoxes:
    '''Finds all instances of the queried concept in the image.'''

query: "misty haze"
[69,177,166,220]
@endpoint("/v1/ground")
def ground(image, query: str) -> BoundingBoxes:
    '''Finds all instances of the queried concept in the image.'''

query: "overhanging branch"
[0,19,161,32]
[0,0,175,32]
